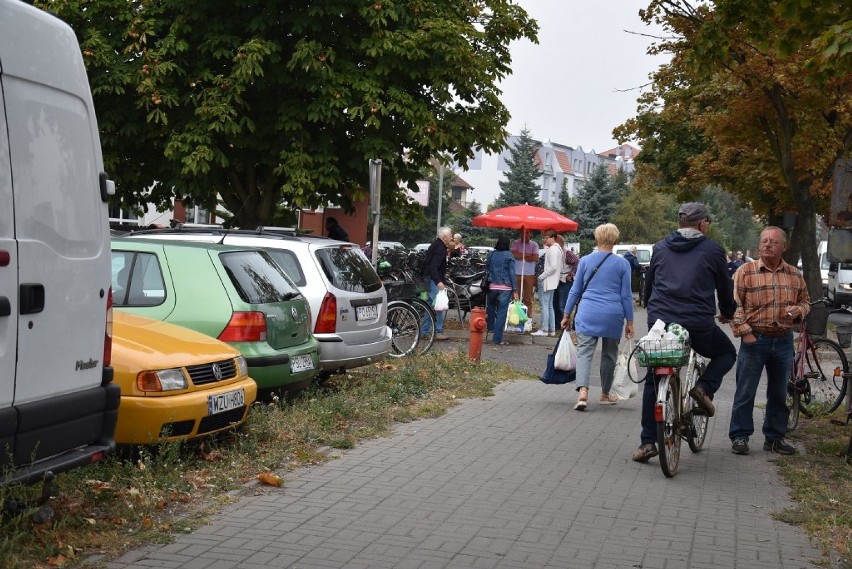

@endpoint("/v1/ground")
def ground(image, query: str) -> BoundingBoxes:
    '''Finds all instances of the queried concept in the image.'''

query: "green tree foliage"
[698,187,763,255]
[38,0,538,227]
[493,128,543,208]
[610,187,677,244]
[574,165,624,244]
[614,0,852,297]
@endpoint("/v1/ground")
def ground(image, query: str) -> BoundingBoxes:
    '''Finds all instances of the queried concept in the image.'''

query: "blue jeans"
[486,289,513,344]
[539,288,555,331]
[421,280,446,334]
[553,280,571,324]
[640,324,736,445]
[575,333,619,393]
[729,334,794,443]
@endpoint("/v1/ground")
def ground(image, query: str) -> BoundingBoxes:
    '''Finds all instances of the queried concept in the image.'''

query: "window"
[315,247,383,293]
[219,251,302,304]
[111,251,166,306]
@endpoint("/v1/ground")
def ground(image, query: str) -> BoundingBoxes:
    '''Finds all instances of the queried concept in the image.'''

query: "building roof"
[599,143,641,160]
[555,150,573,175]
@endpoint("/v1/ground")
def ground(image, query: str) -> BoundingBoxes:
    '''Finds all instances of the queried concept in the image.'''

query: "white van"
[827,256,852,308]
[614,244,653,267]
[0,1,119,489]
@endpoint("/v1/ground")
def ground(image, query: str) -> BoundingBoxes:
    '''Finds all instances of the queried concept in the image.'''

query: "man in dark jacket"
[632,202,737,463]
[421,226,453,337]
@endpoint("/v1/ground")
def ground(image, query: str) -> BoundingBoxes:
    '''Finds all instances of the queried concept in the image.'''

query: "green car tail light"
[218,311,268,342]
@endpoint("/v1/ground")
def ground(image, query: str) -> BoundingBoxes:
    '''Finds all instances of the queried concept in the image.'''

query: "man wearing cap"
[632,202,737,463]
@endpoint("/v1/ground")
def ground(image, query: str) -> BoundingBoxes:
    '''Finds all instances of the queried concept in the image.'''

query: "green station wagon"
[110,238,319,397]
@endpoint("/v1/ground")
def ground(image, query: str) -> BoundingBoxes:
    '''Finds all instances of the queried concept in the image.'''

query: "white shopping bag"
[554,331,577,371]
[612,339,639,399]
[434,289,449,311]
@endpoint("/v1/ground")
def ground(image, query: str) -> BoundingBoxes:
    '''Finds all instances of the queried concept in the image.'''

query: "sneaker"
[731,439,750,455]
[763,439,797,455]
[688,384,716,417]
[531,330,549,336]
[632,443,658,463]
[548,331,556,337]
[599,393,617,405]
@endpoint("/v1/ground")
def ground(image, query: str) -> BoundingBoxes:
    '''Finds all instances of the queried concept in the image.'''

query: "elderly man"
[421,227,453,338]
[633,202,737,463]
[728,226,809,456]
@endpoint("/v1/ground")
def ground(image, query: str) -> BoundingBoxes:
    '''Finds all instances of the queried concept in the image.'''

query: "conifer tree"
[493,128,542,208]
[575,165,622,244]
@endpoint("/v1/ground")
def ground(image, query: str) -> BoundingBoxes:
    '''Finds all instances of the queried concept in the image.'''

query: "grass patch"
[0,351,521,569]
[775,409,852,567]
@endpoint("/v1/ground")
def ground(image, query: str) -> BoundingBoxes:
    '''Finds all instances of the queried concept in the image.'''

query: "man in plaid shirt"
[728,226,810,456]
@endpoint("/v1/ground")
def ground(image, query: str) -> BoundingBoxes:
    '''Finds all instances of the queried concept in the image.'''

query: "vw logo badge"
[212,363,223,380]
[292,306,298,320]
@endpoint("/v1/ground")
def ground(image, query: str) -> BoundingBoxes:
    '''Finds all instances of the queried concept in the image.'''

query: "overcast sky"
[499,0,667,152]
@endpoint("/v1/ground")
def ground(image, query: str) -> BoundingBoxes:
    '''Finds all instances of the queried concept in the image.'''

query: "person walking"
[728,226,809,456]
[553,236,578,325]
[632,202,737,463]
[623,245,643,302]
[421,227,452,339]
[533,229,563,337]
[325,217,350,242]
[561,223,634,410]
[511,229,539,326]
[485,236,518,346]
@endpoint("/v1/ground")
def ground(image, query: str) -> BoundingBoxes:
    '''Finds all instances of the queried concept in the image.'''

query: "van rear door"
[0,90,15,410]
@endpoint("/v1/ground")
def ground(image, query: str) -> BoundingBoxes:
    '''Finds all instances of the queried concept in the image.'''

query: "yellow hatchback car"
[112,311,258,445]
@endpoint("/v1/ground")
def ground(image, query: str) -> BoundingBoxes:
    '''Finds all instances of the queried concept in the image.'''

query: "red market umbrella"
[472,204,579,232]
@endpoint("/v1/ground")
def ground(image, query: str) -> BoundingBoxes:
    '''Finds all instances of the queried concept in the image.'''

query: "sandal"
[600,393,618,405]
[574,387,588,411]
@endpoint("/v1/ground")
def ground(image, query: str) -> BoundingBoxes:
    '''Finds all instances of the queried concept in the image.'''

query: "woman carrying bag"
[485,236,518,346]
[561,223,634,410]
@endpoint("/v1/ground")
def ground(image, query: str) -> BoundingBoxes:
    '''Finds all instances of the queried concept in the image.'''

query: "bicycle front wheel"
[386,301,420,358]
[685,364,710,452]
[800,338,848,415]
[656,374,681,478]
[409,297,436,355]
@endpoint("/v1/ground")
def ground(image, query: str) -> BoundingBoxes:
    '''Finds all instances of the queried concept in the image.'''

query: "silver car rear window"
[315,247,382,293]
[219,251,302,304]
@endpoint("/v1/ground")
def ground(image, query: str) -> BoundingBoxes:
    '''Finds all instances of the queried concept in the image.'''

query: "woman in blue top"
[561,223,634,410]
[485,236,518,345]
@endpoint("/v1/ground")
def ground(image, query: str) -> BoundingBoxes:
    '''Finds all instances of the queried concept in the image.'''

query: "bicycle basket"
[635,338,690,367]
[383,280,417,302]
[805,303,829,336]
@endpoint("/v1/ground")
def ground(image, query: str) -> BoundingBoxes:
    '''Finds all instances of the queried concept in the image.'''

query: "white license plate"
[290,354,315,373]
[356,304,378,321]
[208,389,245,415]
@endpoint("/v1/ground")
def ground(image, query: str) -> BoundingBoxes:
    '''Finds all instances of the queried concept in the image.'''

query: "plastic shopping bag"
[554,330,577,371]
[515,300,529,324]
[507,302,520,326]
[434,289,449,311]
[612,339,639,399]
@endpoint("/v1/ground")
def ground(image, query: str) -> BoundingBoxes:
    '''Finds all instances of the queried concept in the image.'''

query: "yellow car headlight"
[136,368,188,392]
[236,355,248,377]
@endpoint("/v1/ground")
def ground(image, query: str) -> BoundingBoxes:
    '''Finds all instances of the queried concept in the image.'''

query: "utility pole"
[369,159,382,266]
[436,161,444,235]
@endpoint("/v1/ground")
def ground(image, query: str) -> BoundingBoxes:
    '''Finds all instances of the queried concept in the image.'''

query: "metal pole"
[436,162,444,235]
[369,159,382,267]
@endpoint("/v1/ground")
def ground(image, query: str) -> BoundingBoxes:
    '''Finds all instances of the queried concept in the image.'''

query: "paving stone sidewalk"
[107,309,828,569]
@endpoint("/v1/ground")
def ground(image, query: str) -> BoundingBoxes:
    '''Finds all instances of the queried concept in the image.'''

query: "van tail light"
[104,287,113,367]
[315,293,337,334]
[218,312,268,342]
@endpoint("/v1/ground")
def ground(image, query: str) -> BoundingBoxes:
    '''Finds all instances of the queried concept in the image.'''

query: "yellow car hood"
[113,311,241,371]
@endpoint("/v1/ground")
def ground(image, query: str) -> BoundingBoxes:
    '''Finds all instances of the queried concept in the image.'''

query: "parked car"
[121,228,391,379]
[377,241,406,251]
[110,238,319,397]
[112,311,257,445]
[413,243,431,252]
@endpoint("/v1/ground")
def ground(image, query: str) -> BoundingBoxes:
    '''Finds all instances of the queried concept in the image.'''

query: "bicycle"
[386,300,421,358]
[630,334,708,478]
[786,298,849,430]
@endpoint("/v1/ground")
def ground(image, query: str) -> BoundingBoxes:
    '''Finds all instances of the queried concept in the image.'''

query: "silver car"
[123,229,391,378]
